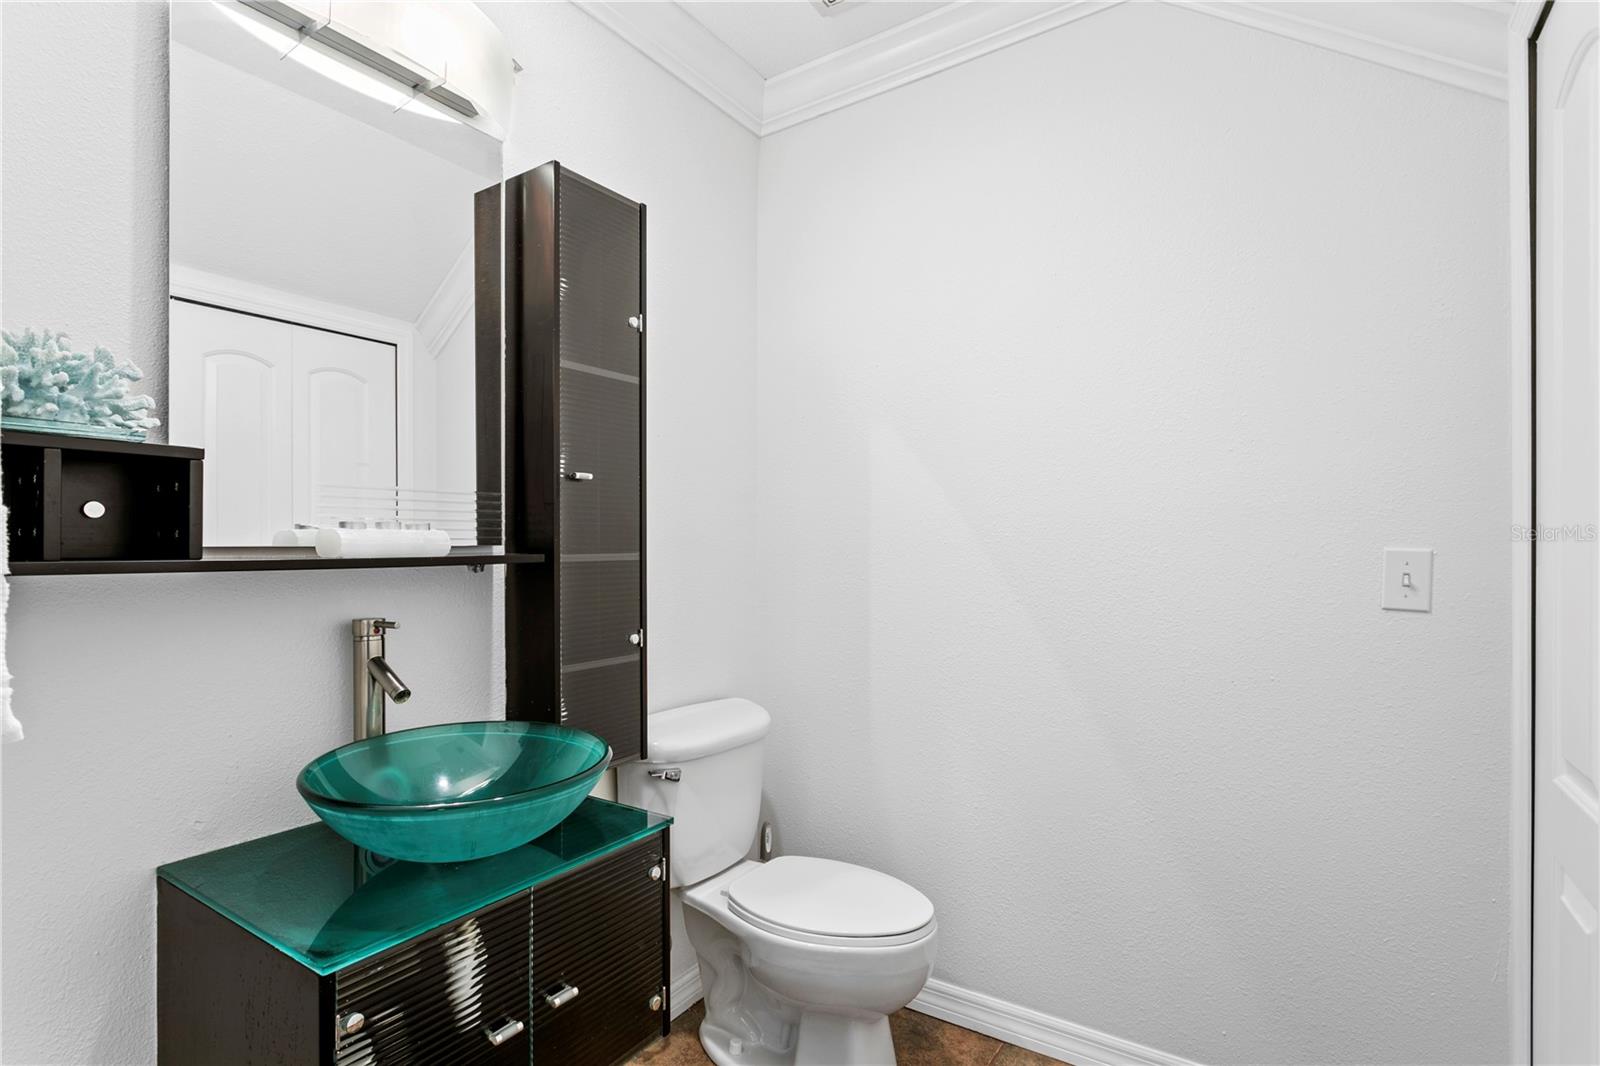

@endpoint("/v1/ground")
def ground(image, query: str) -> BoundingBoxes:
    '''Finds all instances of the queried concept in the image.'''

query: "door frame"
[1507,4,1555,1063]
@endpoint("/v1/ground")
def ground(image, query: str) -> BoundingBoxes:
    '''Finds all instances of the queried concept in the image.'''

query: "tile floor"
[627,1000,1066,1066]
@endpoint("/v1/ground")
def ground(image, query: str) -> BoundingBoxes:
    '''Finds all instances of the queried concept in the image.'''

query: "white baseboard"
[670,966,1194,1066]
[910,978,1200,1066]
[670,966,704,1020]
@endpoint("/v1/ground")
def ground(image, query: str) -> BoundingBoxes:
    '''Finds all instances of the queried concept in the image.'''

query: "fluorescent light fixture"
[239,0,481,119]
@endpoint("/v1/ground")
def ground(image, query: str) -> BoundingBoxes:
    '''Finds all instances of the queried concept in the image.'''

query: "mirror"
[168,2,501,549]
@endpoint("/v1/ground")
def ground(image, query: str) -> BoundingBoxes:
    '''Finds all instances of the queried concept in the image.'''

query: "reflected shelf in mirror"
[5,546,542,577]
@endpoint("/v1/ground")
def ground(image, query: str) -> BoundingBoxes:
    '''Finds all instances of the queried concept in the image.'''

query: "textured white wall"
[0,2,758,1063]
[752,5,1511,1064]
[0,1,170,439]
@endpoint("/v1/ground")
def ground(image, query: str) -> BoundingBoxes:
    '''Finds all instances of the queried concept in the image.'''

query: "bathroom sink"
[297,722,611,863]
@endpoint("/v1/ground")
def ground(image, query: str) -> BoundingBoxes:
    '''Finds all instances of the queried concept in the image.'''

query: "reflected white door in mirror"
[168,300,396,546]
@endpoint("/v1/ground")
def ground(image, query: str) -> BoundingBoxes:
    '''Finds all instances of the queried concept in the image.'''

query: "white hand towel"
[1,416,20,742]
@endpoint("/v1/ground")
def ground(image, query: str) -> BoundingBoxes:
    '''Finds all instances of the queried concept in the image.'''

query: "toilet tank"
[617,698,770,887]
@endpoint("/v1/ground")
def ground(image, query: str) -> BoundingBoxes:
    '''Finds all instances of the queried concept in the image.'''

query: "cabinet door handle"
[484,1019,525,1046]
[564,471,594,481]
[544,983,580,1009]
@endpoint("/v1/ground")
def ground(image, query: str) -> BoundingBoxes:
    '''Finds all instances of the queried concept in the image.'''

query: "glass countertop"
[158,797,669,975]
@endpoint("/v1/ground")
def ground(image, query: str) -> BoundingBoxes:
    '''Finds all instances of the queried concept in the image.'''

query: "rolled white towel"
[315,527,453,559]
[271,526,320,548]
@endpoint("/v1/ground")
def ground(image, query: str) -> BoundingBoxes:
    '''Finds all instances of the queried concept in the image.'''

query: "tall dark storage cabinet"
[505,162,646,761]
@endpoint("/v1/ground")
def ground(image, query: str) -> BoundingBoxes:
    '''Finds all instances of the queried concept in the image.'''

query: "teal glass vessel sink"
[297,722,610,863]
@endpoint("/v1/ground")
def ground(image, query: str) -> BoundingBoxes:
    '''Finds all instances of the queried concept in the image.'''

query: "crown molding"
[576,0,1510,139]
[415,243,475,357]
[762,0,1123,134]
[1171,0,1511,101]
[579,1,765,133]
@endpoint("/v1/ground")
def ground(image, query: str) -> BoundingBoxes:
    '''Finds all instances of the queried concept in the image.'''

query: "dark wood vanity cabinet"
[158,803,670,1066]
[529,837,668,1064]
[333,894,532,1065]
[504,161,647,762]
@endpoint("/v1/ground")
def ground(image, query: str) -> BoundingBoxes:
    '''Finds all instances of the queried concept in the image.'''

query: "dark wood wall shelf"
[7,548,544,576]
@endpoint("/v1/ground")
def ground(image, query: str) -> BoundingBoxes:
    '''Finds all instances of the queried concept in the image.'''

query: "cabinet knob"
[649,863,664,881]
[649,993,664,1012]
[336,1012,365,1037]
[81,500,106,519]
[544,983,580,1010]
[484,1019,525,1046]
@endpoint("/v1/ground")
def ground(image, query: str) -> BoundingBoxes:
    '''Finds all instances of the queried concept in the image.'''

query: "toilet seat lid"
[726,856,934,943]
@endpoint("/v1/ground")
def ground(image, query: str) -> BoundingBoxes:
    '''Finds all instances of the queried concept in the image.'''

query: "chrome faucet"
[353,618,410,740]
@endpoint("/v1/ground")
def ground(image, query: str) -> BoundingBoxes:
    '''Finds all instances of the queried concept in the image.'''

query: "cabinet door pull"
[544,983,580,1009]
[564,471,594,481]
[484,1019,525,1046]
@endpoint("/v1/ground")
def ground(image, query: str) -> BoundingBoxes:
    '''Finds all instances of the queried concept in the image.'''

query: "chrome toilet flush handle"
[647,768,681,782]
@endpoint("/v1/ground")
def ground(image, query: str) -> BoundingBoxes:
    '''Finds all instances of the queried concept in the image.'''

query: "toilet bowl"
[619,699,938,1066]
[685,857,937,1066]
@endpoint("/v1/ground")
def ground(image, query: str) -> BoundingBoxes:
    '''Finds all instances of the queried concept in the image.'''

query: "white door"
[290,326,397,527]
[168,300,293,545]
[1535,3,1600,1063]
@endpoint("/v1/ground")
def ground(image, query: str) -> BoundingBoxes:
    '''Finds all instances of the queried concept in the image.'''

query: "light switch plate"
[1382,548,1433,612]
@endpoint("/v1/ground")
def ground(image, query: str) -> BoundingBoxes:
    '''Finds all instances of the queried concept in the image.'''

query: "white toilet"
[619,698,937,1066]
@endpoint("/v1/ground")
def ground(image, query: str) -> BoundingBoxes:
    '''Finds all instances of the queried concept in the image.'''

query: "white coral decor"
[0,328,160,432]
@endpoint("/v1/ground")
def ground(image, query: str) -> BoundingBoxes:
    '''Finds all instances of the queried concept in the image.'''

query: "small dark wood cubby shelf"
[2,428,203,564]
